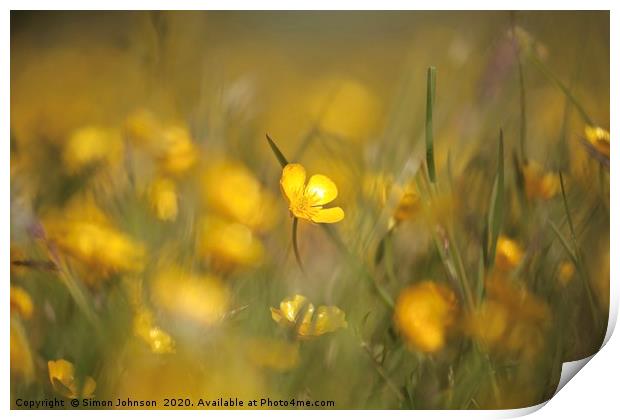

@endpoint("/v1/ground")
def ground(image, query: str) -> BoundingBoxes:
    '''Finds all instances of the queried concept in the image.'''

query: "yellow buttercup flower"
[151,266,229,327]
[393,281,458,353]
[10,286,34,320]
[495,236,524,271]
[156,125,198,175]
[584,125,610,160]
[133,308,176,354]
[201,159,276,231]
[271,294,347,339]
[522,161,559,200]
[280,163,344,223]
[48,359,96,399]
[62,126,123,173]
[149,177,178,221]
[558,261,576,287]
[465,276,551,361]
[11,321,34,382]
[197,217,264,270]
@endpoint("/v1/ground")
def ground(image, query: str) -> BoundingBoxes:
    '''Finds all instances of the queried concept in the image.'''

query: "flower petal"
[311,207,344,223]
[305,174,338,206]
[280,163,306,203]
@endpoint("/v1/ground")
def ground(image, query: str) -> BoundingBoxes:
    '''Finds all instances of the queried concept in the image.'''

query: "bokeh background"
[10,11,609,409]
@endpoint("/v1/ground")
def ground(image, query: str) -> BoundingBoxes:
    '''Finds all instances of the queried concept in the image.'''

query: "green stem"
[291,217,305,274]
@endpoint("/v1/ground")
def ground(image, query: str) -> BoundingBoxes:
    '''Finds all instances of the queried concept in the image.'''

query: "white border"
[3,3,617,420]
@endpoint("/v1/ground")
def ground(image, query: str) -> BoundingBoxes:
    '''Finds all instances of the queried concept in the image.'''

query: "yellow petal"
[81,376,97,398]
[310,207,344,223]
[280,163,306,203]
[305,174,338,206]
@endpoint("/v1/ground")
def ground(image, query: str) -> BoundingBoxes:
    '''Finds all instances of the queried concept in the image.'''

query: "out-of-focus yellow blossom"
[48,359,96,399]
[245,337,300,371]
[151,266,229,327]
[466,276,551,361]
[156,125,198,175]
[10,321,34,382]
[584,125,610,160]
[280,163,344,223]
[309,78,382,142]
[124,109,161,148]
[197,217,264,270]
[495,236,524,271]
[557,261,575,286]
[393,185,421,224]
[10,286,34,320]
[201,160,276,231]
[271,294,347,338]
[149,177,178,221]
[42,196,146,280]
[133,308,176,354]
[393,281,458,353]
[62,126,123,173]
[45,221,146,279]
[522,161,560,200]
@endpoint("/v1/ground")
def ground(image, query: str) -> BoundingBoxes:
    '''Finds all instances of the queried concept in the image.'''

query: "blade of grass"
[528,53,594,126]
[486,130,505,268]
[510,12,527,161]
[557,172,599,325]
[425,66,437,183]
[266,133,289,168]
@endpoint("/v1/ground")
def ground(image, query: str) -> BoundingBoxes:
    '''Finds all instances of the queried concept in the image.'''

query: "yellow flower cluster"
[198,159,275,269]
[42,196,145,283]
[151,266,229,327]
[522,161,560,201]
[271,294,348,339]
[393,281,458,353]
[465,276,551,361]
[584,125,610,160]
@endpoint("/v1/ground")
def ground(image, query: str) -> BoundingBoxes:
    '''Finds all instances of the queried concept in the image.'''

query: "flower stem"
[292,217,305,274]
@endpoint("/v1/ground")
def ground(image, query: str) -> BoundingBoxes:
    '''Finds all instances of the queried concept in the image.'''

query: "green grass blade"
[292,217,305,274]
[486,130,505,267]
[425,66,437,183]
[266,133,289,168]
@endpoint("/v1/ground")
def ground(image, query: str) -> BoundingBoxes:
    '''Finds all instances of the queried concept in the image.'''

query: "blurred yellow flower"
[584,125,610,160]
[495,236,524,271]
[201,159,276,231]
[62,126,123,173]
[280,163,344,223]
[11,321,34,382]
[197,217,264,270]
[48,359,96,399]
[393,186,421,224]
[133,308,176,354]
[156,125,198,175]
[124,109,160,148]
[271,294,347,338]
[42,195,146,280]
[10,286,34,320]
[45,220,146,280]
[149,177,178,221]
[394,281,458,353]
[245,337,300,372]
[522,161,559,200]
[309,78,382,142]
[466,276,551,361]
[557,261,575,286]
[151,266,229,327]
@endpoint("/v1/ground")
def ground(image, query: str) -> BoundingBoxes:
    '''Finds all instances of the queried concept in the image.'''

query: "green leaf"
[265,133,289,168]
[425,66,437,183]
